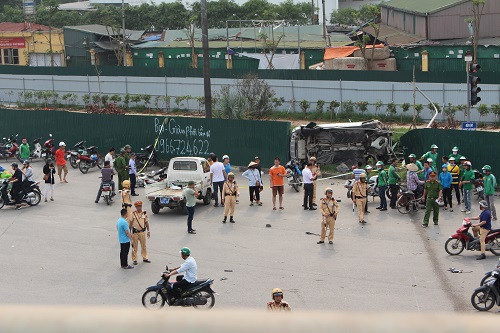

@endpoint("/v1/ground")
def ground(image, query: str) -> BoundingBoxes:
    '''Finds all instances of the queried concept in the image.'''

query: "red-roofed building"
[0,22,65,66]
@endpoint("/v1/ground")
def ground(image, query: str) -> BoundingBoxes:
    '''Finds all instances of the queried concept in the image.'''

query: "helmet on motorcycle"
[479,200,488,209]
[122,180,130,188]
[180,247,191,256]
[271,288,283,300]
[430,144,438,149]
[376,161,383,167]
[408,154,416,159]
[482,165,491,171]
[325,187,333,195]
[59,142,66,147]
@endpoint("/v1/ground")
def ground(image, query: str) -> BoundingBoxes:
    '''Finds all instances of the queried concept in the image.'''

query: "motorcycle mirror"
[165,265,169,271]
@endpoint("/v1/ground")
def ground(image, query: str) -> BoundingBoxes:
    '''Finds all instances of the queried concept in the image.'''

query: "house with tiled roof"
[380,0,500,40]
[0,22,65,66]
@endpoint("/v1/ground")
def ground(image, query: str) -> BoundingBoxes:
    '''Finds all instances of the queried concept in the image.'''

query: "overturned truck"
[290,120,393,167]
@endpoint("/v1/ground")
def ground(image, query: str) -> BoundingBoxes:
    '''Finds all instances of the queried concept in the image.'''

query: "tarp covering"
[324,44,385,60]
[243,53,300,69]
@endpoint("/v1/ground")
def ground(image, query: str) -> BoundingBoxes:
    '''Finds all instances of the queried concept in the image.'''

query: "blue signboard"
[462,122,477,131]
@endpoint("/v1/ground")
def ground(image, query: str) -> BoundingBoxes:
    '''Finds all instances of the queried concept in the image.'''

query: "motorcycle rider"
[10,163,23,210]
[163,247,197,301]
[470,200,492,260]
[482,165,497,221]
[95,160,116,203]
[19,138,30,161]
[21,160,34,182]
[267,288,291,311]
[318,187,339,244]
[409,154,424,180]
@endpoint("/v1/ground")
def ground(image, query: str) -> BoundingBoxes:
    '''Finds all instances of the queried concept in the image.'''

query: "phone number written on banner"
[154,118,211,156]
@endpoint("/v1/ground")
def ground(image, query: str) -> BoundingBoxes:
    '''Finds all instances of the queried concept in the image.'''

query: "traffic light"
[469,63,481,106]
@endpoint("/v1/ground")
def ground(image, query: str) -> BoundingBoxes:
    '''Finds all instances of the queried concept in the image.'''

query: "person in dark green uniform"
[421,171,443,227]
[115,148,129,190]
[124,144,132,166]
[421,144,438,168]
[388,158,400,209]
[409,154,424,180]
[19,138,30,161]
[449,146,462,161]
[375,161,388,211]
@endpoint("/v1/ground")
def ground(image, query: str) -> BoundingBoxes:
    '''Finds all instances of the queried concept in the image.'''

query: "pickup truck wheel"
[151,200,160,214]
[203,189,212,205]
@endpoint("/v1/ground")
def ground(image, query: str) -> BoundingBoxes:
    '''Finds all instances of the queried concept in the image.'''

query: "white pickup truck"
[145,157,213,214]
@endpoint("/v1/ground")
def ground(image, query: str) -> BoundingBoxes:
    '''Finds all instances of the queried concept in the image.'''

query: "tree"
[477,104,489,121]
[330,4,380,26]
[468,0,487,62]
[300,100,310,115]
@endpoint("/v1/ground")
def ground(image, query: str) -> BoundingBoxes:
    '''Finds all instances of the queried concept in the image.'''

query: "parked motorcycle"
[42,134,57,163]
[17,137,44,162]
[480,259,500,286]
[0,134,19,160]
[344,176,381,199]
[137,167,167,188]
[142,265,215,310]
[0,179,42,209]
[473,169,484,200]
[78,146,104,174]
[100,183,113,205]
[285,159,302,192]
[68,141,87,169]
[136,144,163,170]
[471,260,500,311]
[444,218,500,256]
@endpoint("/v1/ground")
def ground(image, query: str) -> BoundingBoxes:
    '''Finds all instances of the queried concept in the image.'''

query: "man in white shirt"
[302,162,316,210]
[164,247,197,300]
[210,155,227,207]
[105,147,115,169]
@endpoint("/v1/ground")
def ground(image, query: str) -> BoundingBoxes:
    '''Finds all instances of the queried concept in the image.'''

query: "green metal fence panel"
[0,109,291,168]
[0,65,498,84]
[400,128,500,178]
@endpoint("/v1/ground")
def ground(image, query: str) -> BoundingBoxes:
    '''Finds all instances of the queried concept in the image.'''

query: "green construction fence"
[0,109,291,168]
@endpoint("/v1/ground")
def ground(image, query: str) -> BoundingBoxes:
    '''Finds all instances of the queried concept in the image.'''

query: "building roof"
[363,23,425,46]
[0,22,50,32]
[64,24,145,41]
[380,0,468,15]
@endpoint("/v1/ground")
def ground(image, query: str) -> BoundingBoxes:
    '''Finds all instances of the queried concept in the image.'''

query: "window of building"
[2,49,19,65]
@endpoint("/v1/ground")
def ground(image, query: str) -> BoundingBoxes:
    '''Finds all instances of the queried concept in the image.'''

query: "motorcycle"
[285,159,302,192]
[471,260,500,311]
[137,167,167,188]
[136,144,163,171]
[0,134,19,160]
[99,182,113,206]
[0,179,42,209]
[42,134,56,163]
[78,146,104,174]
[480,259,500,286]
[68,141,87,169]
[444,218,500,256]
[396,186,424,214]
[473,169,484,201]
[344,175,380,199]
[142,265,215,310]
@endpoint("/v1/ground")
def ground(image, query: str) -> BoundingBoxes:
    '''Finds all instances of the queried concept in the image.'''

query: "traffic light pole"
[466,60,470,122]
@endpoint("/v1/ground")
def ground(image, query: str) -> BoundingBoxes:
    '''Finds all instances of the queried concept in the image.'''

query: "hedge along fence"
[400,128,500,178]
[0,109,291,167]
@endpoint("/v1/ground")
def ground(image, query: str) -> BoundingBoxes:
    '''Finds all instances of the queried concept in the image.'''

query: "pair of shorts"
[57,164,68,174]
[272,185,284,196]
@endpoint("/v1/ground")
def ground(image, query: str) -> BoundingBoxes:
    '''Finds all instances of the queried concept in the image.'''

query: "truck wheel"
[203,189,212,205]
[151,200,160,214]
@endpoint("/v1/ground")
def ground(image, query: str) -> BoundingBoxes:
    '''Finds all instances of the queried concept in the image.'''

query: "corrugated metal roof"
[381,0,468,15]
[0,22,50,32]
[363,23,425,46]
[64,24,145,40]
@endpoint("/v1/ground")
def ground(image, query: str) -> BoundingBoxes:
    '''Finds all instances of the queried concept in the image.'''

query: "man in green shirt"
[460,161,475,214]
[388,158,400,209]
[421,144,438,168]
[19,138,30,160]
[409,154,425,180]
[114,148,129,190]
[375,161,388,211]
[449,146,462,161]
[482,165,497,220]
[422,171,443,227]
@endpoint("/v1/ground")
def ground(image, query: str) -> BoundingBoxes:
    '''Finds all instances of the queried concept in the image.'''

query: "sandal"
[258,202,262,206]
[273,207,276,210]
[279,207,284,210]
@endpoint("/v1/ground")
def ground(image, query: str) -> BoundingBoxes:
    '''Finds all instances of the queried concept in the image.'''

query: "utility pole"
[311,0,315,25]
[121,0,127,66]
[201,0,212,118]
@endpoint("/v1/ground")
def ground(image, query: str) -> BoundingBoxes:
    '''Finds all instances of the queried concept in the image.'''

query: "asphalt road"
[0,160,498,311]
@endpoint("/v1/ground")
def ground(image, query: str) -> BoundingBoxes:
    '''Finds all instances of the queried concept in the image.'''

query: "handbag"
[43,174,49,181]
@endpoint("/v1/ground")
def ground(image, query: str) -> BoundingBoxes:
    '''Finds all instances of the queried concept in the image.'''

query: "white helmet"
[222,155,229,160]
[59,141,66,147]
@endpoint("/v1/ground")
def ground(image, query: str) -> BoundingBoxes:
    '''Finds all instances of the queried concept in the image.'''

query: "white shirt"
[302,167,313,184]
[352,168,364,181]
[210,161,225,182]
[105,153,114,168]
[177,256,197,283]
